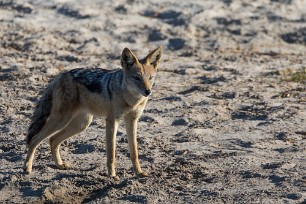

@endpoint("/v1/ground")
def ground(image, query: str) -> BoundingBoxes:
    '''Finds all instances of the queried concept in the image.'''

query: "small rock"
[172,118,188,126]
[262,162,283,169]
[148,29,167,41]
[275,132,287,141]
[168,38,185,50]
[10,175,18,182]
[287,193,302,200]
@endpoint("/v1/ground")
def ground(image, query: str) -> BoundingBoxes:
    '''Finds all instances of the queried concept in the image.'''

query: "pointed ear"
[121,47,138,70]
[145,46,163,70]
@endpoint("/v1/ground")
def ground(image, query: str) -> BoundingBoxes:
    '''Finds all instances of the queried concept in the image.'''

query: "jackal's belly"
[78,90,132,119]
[82,94,112,117]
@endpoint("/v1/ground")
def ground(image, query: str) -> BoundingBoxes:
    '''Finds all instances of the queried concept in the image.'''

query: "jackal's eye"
[149,76,153,80]
[133,76,141,81]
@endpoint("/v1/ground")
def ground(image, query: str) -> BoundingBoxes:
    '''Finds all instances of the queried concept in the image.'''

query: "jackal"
[23,46,162,179]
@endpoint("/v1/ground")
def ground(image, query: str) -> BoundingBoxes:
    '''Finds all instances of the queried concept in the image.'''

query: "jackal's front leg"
[106,118,119,180]
[124,114,148,177]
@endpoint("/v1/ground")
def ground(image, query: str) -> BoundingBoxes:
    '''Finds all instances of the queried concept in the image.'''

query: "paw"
[23,163,32,174]
[110,175,120,181]
[56,162,72,170]
[136,171,148,178]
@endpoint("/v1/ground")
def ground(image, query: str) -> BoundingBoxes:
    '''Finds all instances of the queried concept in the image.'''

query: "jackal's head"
[121,46,162,97]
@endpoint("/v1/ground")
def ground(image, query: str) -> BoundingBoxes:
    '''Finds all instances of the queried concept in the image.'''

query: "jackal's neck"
[120,76,146,107]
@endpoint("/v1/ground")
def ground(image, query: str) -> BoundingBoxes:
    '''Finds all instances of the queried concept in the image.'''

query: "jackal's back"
[68,68,123,101]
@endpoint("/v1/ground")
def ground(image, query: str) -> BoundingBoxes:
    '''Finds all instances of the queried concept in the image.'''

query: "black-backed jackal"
[24,46,162,180]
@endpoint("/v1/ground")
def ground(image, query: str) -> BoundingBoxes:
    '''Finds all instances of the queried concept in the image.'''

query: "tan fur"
[24,46,162,179]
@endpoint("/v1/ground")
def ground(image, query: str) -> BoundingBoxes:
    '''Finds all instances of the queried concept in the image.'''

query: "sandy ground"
[0,0,306,203]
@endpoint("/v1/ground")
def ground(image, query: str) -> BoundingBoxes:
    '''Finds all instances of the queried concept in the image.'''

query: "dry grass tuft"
[281,67,306,83]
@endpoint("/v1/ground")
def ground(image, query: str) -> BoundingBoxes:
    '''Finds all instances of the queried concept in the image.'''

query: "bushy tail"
[27,83,54,145]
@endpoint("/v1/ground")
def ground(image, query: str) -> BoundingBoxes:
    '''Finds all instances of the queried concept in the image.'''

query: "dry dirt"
[0,0,306,203]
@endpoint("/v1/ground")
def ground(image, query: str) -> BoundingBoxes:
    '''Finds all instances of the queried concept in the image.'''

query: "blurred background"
[0,0,305,203]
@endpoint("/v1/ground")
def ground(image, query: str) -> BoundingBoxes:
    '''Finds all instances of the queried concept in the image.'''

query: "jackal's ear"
[145,46,163,70]
[121,48,138,70]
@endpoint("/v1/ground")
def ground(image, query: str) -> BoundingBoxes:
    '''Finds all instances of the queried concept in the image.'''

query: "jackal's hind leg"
[50,112,93,170]
[24,112,75,174]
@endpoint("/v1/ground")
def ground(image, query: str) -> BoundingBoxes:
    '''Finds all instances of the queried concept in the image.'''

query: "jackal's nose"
[144,89,151,96]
